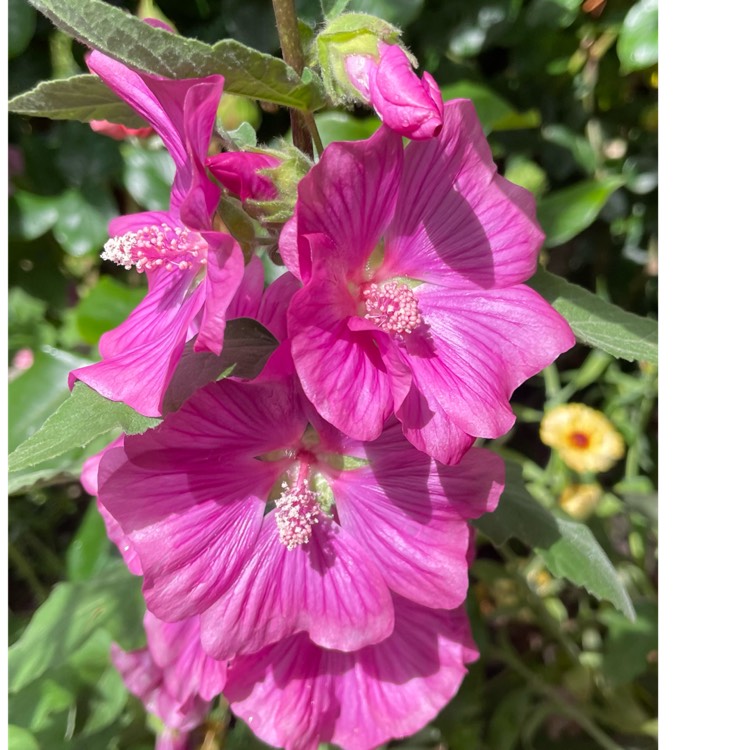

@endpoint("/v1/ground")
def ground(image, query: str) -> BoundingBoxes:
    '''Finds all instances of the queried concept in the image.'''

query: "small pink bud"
[206,152,280,202]
[346,42,444,140]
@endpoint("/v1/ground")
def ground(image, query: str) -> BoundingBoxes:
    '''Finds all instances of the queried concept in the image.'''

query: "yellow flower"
[540,403,625,473]
[559,483,602,520]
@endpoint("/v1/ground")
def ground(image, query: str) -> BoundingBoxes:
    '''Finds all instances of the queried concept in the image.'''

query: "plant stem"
[497,636,625,750]
[271,0,322,158]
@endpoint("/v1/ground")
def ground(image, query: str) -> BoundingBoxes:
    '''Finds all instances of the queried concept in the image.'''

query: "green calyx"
[315,12,403,105]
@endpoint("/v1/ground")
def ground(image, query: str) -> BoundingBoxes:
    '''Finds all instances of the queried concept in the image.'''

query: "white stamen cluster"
[274,480,321,550]
[363,280,423,335]
[101,224,207,273]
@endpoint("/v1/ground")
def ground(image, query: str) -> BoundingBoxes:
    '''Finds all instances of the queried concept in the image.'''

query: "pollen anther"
[102,223,206,273]
[274,479,321,550]
[363,280,424,335]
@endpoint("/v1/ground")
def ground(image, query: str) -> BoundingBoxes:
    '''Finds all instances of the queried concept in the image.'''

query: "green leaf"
[27,0,326,110]
[541,124,598,175]
[227,121,258,150]
[8,562,145,693]
[600,602,657,684]
[8,460,88,496]
[475,463,635,619]
[52,188,117,257]
[315,110,380,146]
[537,177,624,247]
[8,726,40,750]
[617,0,658,73]
[162,318,279,413]
[121,143,175,211]
[528,269,658,364]
[9,346,93,453]
[8,383,160,473]
[8,0,37,59]
[72,276,148,346]
[8,75,149,128]
[66,501,112,582]
[441,81,540,133]
[11,191,62,241]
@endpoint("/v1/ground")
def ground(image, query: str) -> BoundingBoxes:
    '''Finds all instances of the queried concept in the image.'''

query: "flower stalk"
[271,0,323,157]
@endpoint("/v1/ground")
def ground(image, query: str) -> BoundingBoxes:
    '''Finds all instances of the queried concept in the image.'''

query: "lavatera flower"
[70,46,244,417]
[280,99,576,464]
[97,375,503,660]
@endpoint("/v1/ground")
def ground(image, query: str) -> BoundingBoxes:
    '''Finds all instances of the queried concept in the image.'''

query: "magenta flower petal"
[70,269,206,417]
[368,43,444,140]
[345,43,444,141]
[333,436,503,608]
[226,597,477,750]
[287,125,403,280]
[98,380,308,619]
[395,374,475,465]
[222,254,264,322]
[200,515,394,658]
[384,100,542,290]
[407,283,576,438]
[111,643,209,735]
[81,437,143,575]
[192,231,245,354]
[206,151,280,201]
[102,448,277,621]
[255,271,301,342]
[288,269,396,441]
[87,51,223,211]
[143,612,227,703]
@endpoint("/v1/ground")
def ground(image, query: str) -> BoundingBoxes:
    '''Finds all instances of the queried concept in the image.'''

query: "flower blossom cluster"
[76,17,574,750]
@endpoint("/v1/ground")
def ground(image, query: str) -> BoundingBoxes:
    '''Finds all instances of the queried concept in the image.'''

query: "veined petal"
[143,613,227,703]
[193,231,245,355]
[226,635,339,750]
[70,270,205,417]
[222,254,264,322]
[384,99,542,289]
[331,598,477,750]
[289,269,394,442]
[256,271,301,342]
[226,597,477,750]
[295,125,403,278]
[395,373,475,465]
[99,445,280,621]
[333,430,503,608]
[408,283,575,439]
[200,516,395,659]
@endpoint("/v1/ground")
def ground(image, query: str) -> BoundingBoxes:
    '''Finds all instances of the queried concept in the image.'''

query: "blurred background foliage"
[8,0,657,748]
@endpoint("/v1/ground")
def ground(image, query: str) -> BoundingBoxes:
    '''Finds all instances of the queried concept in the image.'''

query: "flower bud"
[346,41,444,140]
[316,12,402,103]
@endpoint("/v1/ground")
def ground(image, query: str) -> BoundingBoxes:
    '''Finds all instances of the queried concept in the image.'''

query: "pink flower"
[345,42,443,140]
[69,52,245,417]
[206,151,281,202]
[89,119,154,140]
[280,99,576,464]
[97,375,503,660]
[112,611,226,750]
[226,596,477,750]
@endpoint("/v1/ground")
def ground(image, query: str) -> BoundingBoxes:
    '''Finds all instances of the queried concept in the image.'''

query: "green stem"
[543,363,561,400]
[497,636,625,750]
[271,0,321,158]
